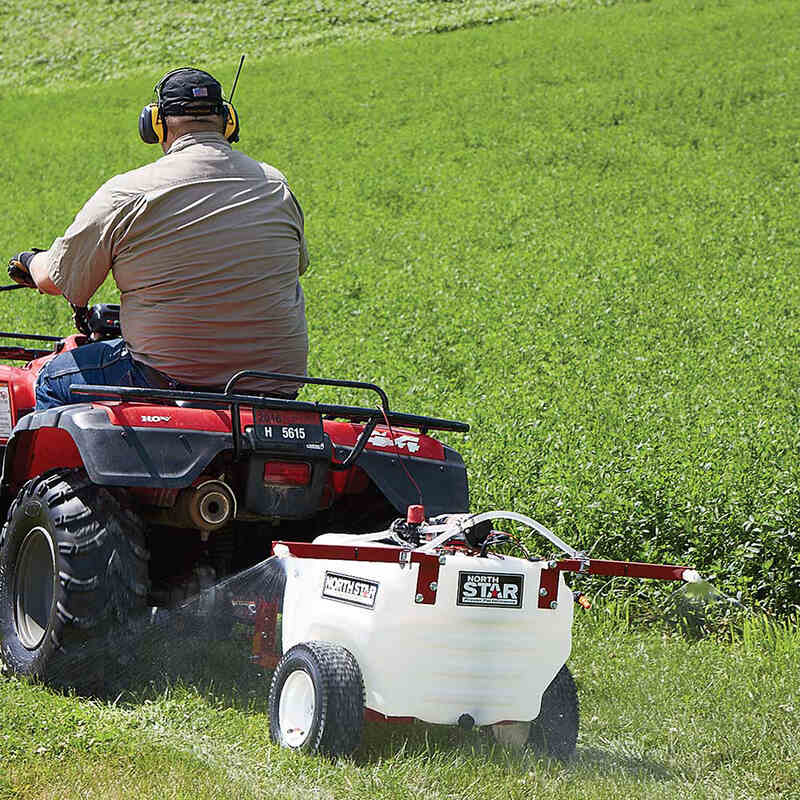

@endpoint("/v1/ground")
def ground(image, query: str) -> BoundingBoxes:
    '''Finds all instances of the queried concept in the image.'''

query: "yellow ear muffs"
[223,102,240,143]
[138,103,166,144]
[139,72,239,145]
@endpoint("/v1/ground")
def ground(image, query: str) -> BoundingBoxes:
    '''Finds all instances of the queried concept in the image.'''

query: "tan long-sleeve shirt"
[46,132,309,394]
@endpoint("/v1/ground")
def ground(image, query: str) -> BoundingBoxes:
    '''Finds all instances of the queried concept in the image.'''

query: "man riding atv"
[8,65,309,410]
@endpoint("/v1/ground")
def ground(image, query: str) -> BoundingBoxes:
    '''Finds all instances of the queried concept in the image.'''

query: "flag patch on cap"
[192,87,209,97]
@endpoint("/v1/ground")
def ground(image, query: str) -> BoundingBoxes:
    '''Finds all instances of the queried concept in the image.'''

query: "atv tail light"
[263,461,312,486]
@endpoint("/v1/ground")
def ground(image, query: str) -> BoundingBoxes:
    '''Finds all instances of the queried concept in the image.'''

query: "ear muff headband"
[138,68,240,144]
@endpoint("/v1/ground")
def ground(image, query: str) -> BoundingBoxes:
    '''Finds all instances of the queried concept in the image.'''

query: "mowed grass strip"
[2,0,798,611]
[1,613,797,800]
[1,0,641,90]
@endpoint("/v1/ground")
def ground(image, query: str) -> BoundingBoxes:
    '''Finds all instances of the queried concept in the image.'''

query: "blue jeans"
[35,339,154,411]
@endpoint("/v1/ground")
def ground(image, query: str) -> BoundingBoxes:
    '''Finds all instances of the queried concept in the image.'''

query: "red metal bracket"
[273,541,441,605]
[538,567,560,609]
[251,598,281,668]
[538,558,692,610]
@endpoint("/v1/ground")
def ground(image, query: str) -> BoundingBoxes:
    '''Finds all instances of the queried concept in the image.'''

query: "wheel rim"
[491,722,530,749]
[13,526,57,650]
[278,669,316,748]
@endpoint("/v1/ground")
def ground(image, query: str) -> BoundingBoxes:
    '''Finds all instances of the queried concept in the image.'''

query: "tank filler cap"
[407,505,425,524]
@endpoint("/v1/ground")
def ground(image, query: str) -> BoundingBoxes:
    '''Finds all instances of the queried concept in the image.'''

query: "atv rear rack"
[72,371,469,463]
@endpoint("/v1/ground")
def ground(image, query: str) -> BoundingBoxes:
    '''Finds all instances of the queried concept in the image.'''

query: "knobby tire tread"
[0,469,150,682]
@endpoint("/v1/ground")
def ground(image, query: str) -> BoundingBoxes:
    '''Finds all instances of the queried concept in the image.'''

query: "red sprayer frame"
[248,543,695,686]
[272,541,442,604]
[268,541,693,613]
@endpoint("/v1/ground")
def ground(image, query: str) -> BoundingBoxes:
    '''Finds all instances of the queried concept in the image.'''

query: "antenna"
[229,55,245,103]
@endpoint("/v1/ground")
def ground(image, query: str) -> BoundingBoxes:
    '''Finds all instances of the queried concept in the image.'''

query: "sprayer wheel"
[0,469,149,682]
[490,664,579,761]
[269,641,364,758]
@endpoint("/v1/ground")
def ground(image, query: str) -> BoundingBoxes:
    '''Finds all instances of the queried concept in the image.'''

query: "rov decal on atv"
[322,571,379,609]
[457,571,524,608]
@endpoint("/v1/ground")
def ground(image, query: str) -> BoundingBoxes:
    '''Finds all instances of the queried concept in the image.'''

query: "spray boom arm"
[537,557,699,610]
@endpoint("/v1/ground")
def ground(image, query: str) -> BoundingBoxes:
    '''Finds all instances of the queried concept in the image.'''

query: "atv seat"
[134,360,299,408]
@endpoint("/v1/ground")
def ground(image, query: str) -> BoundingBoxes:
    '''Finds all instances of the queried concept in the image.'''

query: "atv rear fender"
[1,404,470,517]
[1,404,231,492]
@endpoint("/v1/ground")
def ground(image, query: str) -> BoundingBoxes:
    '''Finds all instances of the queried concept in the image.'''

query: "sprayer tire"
[527,664,579,760]
[269,641,364,757]
[0,469,149,682]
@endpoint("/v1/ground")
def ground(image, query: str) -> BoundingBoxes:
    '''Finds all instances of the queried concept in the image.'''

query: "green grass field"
[2,0,798,613]
[1,0,799,797]
[2,613,798,799]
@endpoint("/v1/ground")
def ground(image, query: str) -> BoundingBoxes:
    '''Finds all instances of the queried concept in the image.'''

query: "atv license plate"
[252,408,324,448]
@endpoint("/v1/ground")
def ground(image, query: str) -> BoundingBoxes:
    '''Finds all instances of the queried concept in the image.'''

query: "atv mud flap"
[332,444,469,517]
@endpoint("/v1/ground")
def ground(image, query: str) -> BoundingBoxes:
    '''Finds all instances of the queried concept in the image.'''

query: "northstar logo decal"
[457,572,524,608]
[322,572,379,609]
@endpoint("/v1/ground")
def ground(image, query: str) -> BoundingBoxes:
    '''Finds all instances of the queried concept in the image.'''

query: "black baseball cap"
[157,68,225,116]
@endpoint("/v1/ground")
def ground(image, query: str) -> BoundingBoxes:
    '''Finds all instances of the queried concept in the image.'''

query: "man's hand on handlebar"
[7,252,39,288]
[71,304,92,336]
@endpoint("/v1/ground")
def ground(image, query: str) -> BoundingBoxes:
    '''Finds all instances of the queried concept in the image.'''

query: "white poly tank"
[278,541,573,726]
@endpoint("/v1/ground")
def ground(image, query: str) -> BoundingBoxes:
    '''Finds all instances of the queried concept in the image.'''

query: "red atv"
[0,300,469,679]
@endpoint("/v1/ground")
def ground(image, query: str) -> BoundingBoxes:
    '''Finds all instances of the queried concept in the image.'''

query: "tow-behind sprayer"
[0,299,702,761]
[240,509,702,759]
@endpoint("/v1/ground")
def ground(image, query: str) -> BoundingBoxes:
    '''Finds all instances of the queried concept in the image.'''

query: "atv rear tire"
[491,664,579,761]
[269,641,364,758]
[0,470,149,682]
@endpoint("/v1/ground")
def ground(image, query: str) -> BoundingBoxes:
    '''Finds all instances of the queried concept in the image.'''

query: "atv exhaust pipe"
[140,481,236,531]
[175,480,237,530]
[134,480,237,532]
